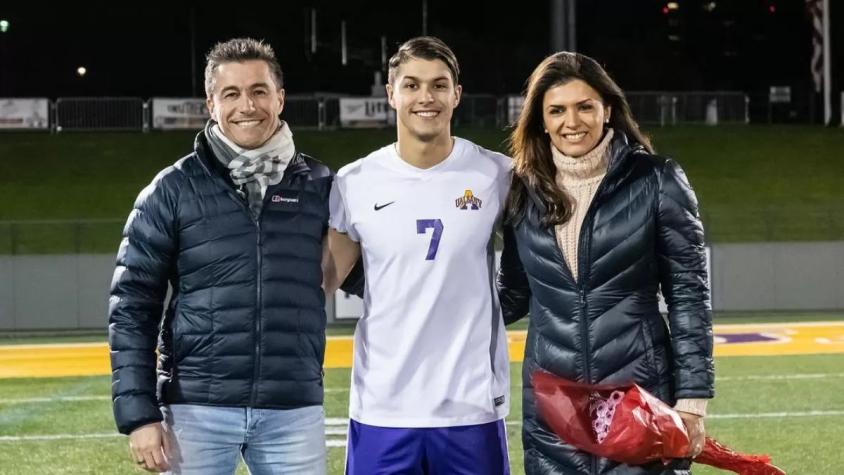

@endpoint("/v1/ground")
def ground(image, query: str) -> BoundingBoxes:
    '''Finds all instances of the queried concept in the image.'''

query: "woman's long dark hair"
[506,52,653,226]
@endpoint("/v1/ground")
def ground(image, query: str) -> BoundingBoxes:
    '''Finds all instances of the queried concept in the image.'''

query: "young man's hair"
[387,36,460,85]
[204,38,284,97]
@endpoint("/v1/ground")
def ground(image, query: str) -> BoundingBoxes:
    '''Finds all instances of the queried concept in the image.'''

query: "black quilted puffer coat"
[497,132,714,474]
[109,131,332,435]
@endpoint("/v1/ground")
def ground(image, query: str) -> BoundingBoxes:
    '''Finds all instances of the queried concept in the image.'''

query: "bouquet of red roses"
[532,371,785,475]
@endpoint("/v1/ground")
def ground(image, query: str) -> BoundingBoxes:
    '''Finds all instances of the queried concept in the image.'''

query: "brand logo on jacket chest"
[269,192,301,212]
[271,194,299,204]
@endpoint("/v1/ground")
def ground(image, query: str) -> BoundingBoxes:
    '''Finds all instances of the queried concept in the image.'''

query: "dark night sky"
[0,0,839,105]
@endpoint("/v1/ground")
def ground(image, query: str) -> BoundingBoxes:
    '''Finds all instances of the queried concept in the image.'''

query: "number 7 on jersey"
[416,219,444,260]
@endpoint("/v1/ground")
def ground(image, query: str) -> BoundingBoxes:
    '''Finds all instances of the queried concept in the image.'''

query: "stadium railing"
[623,92,750,126]
[501,91,750,128]
[283,96,322,128]
[2,92,754,132]
[453,94,499,128]
[54,97,147,132]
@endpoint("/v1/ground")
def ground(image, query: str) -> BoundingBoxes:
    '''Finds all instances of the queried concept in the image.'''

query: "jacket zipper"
[249,161,306,406]
[211,153,308,407]
[576,194,602,385]
[536,141,630,475]
[576,180,609,475]
[224,189,263,406]
[251,218,262,406]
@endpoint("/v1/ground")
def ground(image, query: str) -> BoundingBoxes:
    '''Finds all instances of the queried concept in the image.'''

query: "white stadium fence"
[1,92,753,132]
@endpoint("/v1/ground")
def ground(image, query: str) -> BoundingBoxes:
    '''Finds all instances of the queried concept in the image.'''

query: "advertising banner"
[0,98,49,129]
[339,97,394,128]
[152,98,209,130]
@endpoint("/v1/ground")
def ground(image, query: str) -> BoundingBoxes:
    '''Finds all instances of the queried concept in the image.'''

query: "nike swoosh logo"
[374,201,395,211]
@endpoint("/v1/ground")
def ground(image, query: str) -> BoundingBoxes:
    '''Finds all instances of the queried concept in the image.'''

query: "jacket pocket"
[295,309,324,382]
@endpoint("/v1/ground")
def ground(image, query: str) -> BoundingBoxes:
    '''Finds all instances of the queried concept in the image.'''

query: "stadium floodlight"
[77,66,87,77]
[0,20,9,33]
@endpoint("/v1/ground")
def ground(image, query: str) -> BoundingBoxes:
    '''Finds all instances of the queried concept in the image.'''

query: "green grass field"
[1,125,842,254]
[2,125,841,472]
[1,351,842,474]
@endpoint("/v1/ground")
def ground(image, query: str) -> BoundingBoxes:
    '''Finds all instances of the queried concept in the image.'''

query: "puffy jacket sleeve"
[656,159,715,399]
[497,224,531,325]
[108,168,181,435]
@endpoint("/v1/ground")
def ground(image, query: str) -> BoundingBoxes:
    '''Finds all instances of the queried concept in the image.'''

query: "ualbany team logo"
[455,189,482,210]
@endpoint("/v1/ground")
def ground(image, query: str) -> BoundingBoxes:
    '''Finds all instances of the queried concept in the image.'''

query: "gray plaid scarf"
[205,120,295,219]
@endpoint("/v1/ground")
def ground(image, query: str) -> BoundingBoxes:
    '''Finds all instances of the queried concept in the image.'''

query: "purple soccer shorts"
[345,419,510,474]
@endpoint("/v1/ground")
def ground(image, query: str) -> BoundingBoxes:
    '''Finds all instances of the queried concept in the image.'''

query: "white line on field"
[0,395,111,404]
[5,372,841,404]
[0,432,351,447]
[713,321,844,329]
[4,371,843,405]
[708,410,844,419]
[3,410,844,443]
[716,372,844,381]
[329,412,844,425]
[0,342,108,350]
[1,391,348,405]
[0,433,119,441]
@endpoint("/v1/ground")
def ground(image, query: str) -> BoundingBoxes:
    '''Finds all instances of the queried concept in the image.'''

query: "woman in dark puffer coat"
[498,52,714,474]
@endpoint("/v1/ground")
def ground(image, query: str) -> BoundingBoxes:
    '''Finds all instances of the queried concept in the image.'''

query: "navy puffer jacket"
[109,131,331,435]
[498,132,714,474]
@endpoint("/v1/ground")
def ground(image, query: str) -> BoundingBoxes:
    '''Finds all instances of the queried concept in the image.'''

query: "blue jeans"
[161,404,326,475]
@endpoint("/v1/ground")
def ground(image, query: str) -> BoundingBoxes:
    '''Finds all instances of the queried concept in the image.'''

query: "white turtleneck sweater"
[550,129,708,417]
[551,129,613,281]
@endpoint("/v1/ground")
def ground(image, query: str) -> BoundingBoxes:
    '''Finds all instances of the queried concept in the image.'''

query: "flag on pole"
[806,0,824,93]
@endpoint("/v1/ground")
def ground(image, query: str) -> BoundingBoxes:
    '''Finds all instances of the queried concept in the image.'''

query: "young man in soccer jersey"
[324,37,512,474]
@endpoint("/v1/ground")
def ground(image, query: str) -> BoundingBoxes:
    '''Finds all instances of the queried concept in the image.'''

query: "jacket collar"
[600,131,646,197]
[605,130,639,174]
[284,152,310,177]
[520,130,645,220]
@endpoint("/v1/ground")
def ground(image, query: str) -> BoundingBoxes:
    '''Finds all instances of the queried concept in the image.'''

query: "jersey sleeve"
[493,152,514,206]
[328,173,360,242]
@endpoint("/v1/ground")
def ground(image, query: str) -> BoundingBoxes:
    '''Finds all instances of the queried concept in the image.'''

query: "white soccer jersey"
[329,137,512,428]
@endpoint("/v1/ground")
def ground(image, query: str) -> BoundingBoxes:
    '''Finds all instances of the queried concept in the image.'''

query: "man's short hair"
[204,38,284,97]
[387,36,460,85]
